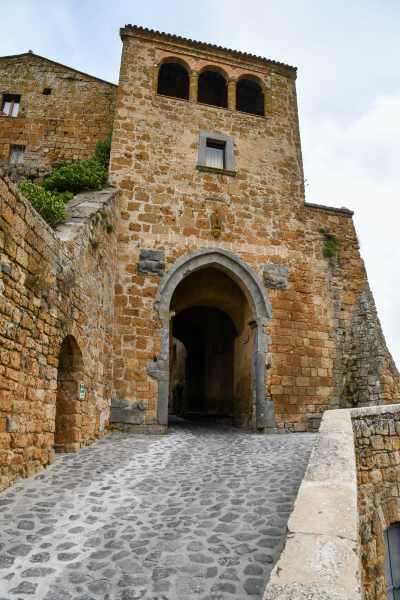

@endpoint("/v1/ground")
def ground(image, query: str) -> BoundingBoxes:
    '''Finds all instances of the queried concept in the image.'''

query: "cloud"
[303,94,400,364]
[1,0,399,365]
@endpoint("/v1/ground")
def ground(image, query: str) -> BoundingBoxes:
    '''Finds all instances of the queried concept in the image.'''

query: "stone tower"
[109,25,400,434]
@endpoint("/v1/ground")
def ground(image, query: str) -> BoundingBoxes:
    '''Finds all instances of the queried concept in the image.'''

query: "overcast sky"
[2,0,400,366]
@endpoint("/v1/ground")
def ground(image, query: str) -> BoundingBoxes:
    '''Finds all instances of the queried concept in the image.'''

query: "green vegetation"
[323,236,340,257]
[93,126,113,169]
[91,239,102,250]
[318,227,340,258]
[106,223,114,234]
[18,181,73,227]
[18,127,113,227]
[42,159,108,195]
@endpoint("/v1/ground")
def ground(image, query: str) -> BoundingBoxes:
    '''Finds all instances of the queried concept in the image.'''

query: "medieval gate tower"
[1,23,400,492]
[109,25,400,434]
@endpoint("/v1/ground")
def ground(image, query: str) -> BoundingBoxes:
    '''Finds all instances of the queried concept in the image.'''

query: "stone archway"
[148,248,276,430]
[55,335,84,453]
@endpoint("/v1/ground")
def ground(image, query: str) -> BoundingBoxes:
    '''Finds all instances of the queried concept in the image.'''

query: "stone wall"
[353,405,400,600]
[262,403,400,600]
[0,174,119,492]
[109,27,400,433]
[0,52,117,176]
[263,407,361,600]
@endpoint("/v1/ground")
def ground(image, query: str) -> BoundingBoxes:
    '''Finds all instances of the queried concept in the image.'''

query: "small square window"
[9,145,25,164]
[198,131,235,175]
[206,141,225,170]
[1,94,21,117]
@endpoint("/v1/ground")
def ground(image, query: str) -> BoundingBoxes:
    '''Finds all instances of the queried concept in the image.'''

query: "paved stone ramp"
[0,420,315,600]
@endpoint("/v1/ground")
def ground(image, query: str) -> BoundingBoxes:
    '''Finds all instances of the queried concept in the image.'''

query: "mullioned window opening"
[197,70,227,108]
[236,79,264,116]
[157,63,189,100]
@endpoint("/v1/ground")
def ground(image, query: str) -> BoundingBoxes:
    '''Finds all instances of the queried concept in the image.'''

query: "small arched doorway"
[168,267,254,428]
[55,335,84,453]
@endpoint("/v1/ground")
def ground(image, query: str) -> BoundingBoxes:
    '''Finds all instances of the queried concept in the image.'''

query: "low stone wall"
[353,405,400,600]
[0,175,119,491]
[263,403,400,600]
[263,408,361,600]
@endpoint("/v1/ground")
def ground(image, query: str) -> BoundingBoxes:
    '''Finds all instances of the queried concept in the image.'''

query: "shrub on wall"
[17,181,73,226]
[43,159,109,195]
[93,126,113,169]
[17,129,111,227]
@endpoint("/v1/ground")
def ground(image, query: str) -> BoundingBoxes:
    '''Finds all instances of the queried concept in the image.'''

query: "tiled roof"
[122,25,297,73]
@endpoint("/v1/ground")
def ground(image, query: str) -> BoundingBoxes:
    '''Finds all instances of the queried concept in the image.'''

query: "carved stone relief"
[137,250,165,276]
[263,263,288,290]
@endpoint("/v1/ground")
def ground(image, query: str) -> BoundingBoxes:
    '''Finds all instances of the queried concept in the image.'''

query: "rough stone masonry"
[109,25,400,434]
[0,23,399,493]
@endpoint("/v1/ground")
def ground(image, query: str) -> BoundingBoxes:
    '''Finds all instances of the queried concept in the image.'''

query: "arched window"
[197,71,227,109]
[236,79,264,116]
[157,63,189,100]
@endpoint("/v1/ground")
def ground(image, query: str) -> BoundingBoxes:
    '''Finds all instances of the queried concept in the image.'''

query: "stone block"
[137,250,165,276]
[109,407,144,425]
[263,263,288,290]
[6,418,17,433]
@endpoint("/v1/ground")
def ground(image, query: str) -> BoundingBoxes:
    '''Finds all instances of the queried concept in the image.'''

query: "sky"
[2,0,400,365]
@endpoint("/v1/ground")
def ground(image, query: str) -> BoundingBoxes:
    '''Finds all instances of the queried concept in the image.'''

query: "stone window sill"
[196,165,236,177]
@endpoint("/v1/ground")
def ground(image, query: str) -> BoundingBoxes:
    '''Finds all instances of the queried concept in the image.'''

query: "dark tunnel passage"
[169,306,237,424]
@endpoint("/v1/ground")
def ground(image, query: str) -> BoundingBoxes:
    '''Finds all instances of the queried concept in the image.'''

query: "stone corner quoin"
[1,26,400,490]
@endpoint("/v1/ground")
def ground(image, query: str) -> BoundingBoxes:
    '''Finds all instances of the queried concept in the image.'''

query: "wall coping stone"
[263,403,400,600]
[304,201,354,215]
[54,188,119,241]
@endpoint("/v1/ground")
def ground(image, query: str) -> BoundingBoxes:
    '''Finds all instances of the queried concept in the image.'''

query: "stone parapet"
[263,403,400,600]
[263,407,361,599]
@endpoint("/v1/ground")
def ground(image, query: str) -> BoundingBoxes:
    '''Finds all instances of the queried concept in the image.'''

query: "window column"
[263,87,272,118]
[227,78,237,111]
[153,64,159,93]
[189,70,199,102]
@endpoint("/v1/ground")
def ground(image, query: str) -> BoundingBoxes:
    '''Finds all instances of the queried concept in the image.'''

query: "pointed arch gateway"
[148,248,276,430]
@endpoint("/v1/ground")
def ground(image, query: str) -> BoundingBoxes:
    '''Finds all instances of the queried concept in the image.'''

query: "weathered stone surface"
[0,175,118,492]
[137,249,165,276]
[263,408,361,600]
[0,422,315,599]
[351,404,400,600]
[263,263,288,290]
[109,408,144,425]
[109,28,400,436]
[0,53,116,178]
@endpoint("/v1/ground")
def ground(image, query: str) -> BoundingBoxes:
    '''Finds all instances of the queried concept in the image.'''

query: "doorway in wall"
[55,335,84,453]
[168,267,254,428]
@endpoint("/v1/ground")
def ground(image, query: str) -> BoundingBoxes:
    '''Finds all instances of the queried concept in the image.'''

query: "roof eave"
[0,52,118,88]
[120,25,297,76]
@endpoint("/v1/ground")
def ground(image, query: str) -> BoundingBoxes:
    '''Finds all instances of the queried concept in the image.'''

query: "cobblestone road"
[0,419,315,600]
